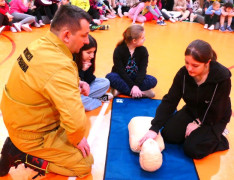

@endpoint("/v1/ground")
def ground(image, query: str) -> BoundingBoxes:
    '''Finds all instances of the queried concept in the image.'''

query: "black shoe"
[0,137,49,179]
[0,137,26,176]
[98,93,113,102]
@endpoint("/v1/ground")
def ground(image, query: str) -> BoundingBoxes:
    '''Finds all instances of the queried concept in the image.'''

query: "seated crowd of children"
[0,0,233,113]
[0,0,233,34]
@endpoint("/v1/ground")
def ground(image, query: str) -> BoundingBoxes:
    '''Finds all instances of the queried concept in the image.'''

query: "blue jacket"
[205,5,221,15]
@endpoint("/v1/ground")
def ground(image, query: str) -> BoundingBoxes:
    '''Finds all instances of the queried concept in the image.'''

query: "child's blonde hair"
[212,1,220,7]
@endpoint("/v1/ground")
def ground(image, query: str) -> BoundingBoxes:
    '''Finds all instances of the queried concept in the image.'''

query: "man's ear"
[60,29,71,44]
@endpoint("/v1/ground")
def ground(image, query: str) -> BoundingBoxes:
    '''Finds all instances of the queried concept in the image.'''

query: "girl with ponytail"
[106,24,157,98]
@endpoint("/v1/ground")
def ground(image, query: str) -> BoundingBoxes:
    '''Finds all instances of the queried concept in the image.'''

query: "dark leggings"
[44,3,58,20]
[114,6,130,14]
[106,72,157,95]
[26,7,43,22]
[161,107,229,159]
[204,14,219,26]
[88,7,100,19]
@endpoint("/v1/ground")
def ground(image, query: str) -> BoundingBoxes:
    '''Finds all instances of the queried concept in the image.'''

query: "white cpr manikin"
[128,116,165,172]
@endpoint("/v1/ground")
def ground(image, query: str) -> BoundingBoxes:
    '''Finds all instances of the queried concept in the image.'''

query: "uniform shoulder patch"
[23,48,33,62]
[17,55,28,72]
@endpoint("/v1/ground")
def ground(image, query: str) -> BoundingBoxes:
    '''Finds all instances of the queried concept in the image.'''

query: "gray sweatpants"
[12,12,35,25]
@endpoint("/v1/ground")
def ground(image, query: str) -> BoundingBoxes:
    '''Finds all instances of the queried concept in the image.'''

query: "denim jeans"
[81,78,110,111]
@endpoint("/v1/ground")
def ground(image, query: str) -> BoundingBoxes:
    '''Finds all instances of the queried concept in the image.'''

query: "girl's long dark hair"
[74,34,97,73]
[185,39,217,63]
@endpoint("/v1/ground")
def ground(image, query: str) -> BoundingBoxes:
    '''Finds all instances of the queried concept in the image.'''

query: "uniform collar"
[44,31,73,60]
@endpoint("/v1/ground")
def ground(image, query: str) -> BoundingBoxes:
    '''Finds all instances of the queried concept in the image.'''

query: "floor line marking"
[68,177,77,180]
[87,102,109,145]
[0,34,16,66]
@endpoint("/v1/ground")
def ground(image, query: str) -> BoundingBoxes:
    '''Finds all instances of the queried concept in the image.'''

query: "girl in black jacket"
[106,24,157,98]
[140,39,232,159]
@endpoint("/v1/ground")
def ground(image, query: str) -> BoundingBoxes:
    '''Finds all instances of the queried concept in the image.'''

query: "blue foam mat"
[104,97,199,180]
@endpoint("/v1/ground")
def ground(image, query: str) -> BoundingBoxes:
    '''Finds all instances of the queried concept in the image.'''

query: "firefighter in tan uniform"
[0,5,94,178]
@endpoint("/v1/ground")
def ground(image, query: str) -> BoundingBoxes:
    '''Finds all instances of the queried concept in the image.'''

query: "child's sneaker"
[93,19,102,25]
[99,93,113,102]
[0,26,5,34]
[219,26,226,32]
[123,12,129,16]
[204,24,208,29]
[169,17,176,23]
[118,8,123,17]
[10,27,17,33]
[39,20,45,26]
[226,26,233,32]
[208,25,214,30]
[157,21,166,26]
[106,14,116,19]
[100,15,108,21]
[13,22,21,32]
[90,25,109,31]
[160,21,166,26]
[34,22,41,28]
[21,24,32,32]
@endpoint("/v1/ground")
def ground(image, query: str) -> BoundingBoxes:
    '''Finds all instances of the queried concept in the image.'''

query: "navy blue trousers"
[106,72,157,95]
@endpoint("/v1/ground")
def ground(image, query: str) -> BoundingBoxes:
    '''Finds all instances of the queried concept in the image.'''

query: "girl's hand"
[6,13,13,22]
[185,121,200,138]
[139,130,157,147]
[79,81,90,96]
[82,62,92,71]
[130,85,143,98]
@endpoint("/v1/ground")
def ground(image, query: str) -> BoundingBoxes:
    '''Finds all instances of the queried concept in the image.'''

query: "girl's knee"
[103,78,110,88]
[183,141,205,159]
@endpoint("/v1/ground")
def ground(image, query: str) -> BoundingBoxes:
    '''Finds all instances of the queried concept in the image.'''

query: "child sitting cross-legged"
[106,24,157,98]
[73,35,113,111]
[142,0,166,25]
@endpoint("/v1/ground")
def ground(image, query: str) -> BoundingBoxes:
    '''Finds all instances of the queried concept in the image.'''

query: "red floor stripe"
[0,34,16,66]
[228,66,234,70]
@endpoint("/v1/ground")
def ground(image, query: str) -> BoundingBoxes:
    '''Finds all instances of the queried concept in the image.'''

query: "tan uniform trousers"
[10,127,94,178]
